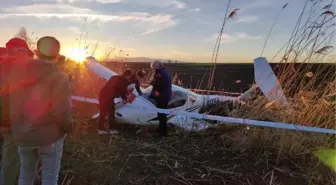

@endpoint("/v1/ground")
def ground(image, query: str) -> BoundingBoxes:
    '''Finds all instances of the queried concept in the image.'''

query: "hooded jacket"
[0,56,27,133]
[7,58,73,147]
[149,68,172,103]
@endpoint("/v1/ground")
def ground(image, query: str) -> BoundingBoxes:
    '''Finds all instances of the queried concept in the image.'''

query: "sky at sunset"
[0,0,334,63]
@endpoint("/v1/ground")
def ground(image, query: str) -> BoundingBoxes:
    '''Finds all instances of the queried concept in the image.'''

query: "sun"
[63,47,88,63]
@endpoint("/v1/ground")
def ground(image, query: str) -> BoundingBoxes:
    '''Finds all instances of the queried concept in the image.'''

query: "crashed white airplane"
[72,57,287,131]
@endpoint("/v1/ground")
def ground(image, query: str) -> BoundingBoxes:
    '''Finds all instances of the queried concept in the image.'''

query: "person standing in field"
[0,37,35,185]
[149,60,172,137]
[7,36,73,185]
[97,68,133,135]
[129,70,146,96]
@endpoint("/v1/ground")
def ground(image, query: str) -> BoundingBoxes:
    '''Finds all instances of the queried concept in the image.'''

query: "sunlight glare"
[65,47,87,63]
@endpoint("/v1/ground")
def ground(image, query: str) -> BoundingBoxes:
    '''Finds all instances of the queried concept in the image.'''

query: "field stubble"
[60,87,335,185]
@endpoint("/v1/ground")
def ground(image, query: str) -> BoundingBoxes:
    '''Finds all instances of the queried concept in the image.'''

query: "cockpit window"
[168,90,188,108]
[142,88,188,108]
[172,90,188,99]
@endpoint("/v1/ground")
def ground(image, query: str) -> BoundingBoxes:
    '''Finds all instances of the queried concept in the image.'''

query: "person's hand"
[123,99,128,104]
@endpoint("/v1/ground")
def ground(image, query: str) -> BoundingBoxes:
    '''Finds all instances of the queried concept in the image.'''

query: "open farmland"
[55,60,336,185]
[103,61,335,92]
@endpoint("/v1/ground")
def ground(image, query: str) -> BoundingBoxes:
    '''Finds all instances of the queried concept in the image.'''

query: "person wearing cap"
[6,36,73,185]
[98,68,133,135]
[0,37,35,185]
[148,60,172,137]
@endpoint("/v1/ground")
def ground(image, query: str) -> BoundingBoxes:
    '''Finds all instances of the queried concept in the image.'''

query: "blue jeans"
[18,135,66,185]
[0,132,20,185]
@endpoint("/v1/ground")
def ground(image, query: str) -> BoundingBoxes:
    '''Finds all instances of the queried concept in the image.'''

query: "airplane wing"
[71,95,99,104]
[83,57,118,80]
[71,94,134,105]
[71,95,101,119]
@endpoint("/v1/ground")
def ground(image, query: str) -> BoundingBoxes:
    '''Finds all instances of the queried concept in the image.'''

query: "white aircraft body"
[72,57,286,131]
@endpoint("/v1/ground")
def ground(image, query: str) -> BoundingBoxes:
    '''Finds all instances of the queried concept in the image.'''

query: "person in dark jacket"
[0,37,35,185]
[97,69,133,135]
[129,70,146,96]
[149,60,172,136]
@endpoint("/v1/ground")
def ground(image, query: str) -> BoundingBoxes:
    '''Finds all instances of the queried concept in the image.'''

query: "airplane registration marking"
[207,98,220,105]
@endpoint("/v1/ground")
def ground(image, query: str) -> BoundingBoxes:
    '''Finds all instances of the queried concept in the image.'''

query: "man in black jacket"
[149,61,172,137]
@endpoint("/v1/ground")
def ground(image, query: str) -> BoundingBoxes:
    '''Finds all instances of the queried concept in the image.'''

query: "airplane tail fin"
[253,57,287,104]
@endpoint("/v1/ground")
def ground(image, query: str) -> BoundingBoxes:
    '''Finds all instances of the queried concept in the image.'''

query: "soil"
[56,104,336,185]
[0,102,334,185]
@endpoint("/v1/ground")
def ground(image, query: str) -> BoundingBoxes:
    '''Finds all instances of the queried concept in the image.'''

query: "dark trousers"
[98,96,116,130]
[156,100,169,136]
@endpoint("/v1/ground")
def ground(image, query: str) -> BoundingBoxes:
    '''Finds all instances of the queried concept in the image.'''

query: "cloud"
[170,0,186,9]
[1,4,174,24]
[68,26,82,34]
[240,0,276,12]
[33,0,122,3]
[120,47,136,52]
[171,49,190,56]
[141,27,165,35]
[188,8,200,12]
[235,33,262,40]
[0,4,176,34]
[4,4,95,14]
[79,39,114,47]
[206,32,262,43]
[233,15,258,23]
[94,0,121,3]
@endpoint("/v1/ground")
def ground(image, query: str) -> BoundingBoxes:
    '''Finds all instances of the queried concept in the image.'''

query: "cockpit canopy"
[140,85,197,108]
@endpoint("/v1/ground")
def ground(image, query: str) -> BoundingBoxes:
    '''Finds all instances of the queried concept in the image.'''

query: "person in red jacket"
[0,38,35,185]
[97,69,133,135]
[0,47,6,61]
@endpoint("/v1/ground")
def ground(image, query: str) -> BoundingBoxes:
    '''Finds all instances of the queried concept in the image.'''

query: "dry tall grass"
[198,1,336,183]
